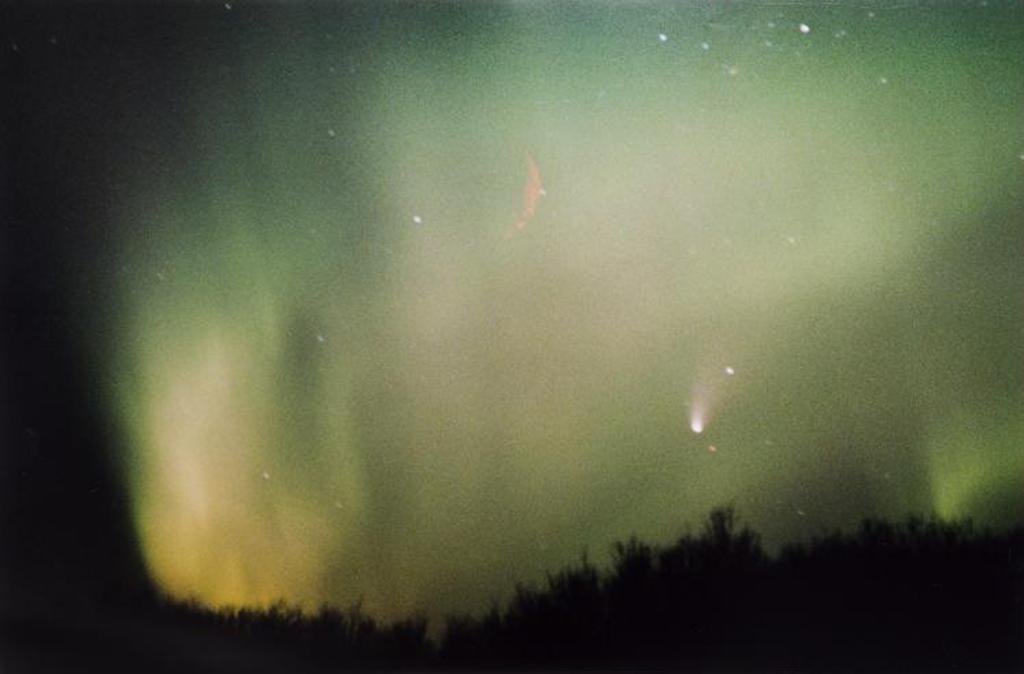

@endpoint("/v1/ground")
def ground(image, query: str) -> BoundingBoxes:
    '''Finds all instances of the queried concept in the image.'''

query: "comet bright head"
[688,396,708,434]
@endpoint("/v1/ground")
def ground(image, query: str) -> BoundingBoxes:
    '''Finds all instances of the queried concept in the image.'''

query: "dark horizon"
[4,505,1023,672]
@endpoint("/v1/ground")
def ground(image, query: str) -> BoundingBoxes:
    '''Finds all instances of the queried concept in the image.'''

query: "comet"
[689,399,706,434]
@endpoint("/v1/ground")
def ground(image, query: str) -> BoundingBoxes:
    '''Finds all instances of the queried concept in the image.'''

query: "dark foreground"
[3,509,1022,673]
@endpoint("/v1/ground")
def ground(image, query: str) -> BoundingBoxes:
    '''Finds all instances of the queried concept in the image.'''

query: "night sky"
[5,2,1024,632]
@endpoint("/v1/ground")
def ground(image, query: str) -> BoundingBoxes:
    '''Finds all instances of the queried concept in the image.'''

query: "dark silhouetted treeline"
[440,508,1023,671]
[150,598,435,671]
[33,508,1012,673]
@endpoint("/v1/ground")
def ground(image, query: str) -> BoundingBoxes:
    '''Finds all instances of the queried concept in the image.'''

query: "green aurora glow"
[101,3,1024,627]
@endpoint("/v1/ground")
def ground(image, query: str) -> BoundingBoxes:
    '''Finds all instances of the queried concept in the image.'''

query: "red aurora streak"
[511,152,544,234]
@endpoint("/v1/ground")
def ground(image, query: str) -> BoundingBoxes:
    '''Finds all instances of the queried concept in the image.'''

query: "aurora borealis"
[56,1,1024,630]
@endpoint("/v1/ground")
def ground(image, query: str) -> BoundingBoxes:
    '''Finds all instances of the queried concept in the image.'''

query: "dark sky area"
[2,1,1023,632]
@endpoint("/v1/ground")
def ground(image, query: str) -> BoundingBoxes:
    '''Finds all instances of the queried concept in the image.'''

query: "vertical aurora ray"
[103,3,1024,626]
